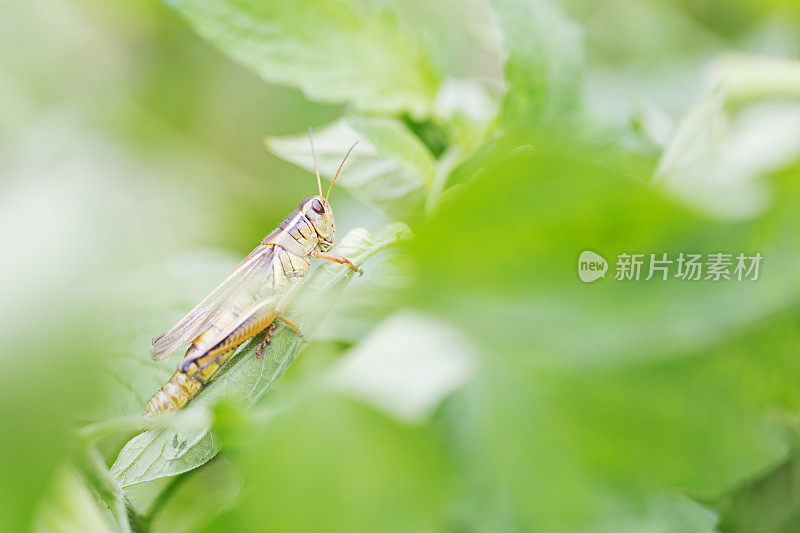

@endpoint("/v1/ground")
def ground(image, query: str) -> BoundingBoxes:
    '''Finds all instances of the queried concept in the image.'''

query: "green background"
[2,0,800,531]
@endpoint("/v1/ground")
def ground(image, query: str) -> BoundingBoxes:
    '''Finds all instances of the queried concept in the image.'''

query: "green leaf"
[313,245,413,344]
[707,53,800,109]
[110,223,410,487]
[432,79,499,151]
[165,0,439,117]
[266,118,436,221]
[650,494,718,532]
[415,143,800,370]
[715,445,800,532]
[206,393,455,532]
[324,310,476,423]
[653,89,729,200]
[488,0,585,126]
[35,467,117,533]
[410,140,800,527]
[148,457,243,531]
[655,57,800,220]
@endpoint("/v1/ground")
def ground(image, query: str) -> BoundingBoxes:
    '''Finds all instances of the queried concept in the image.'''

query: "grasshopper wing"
[150,245,279,360]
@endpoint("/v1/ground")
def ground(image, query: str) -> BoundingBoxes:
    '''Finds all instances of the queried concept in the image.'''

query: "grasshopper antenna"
[308,126,322,198]
[327,141,358,202]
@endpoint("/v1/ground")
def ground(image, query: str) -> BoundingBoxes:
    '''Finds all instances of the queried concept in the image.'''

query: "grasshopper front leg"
[311,250,363,275]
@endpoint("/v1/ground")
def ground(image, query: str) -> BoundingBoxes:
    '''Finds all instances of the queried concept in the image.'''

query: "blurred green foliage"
[3,0,800,532]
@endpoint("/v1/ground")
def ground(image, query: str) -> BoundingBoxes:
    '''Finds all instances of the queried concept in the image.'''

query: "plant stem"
[145,468,196,523]
[75,445,143,532]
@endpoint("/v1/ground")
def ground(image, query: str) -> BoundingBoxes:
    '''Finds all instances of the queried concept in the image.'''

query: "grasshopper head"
[305,127,356,253]
[301,195,335,251]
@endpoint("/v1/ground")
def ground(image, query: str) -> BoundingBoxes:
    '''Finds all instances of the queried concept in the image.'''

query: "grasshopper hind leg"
[145,297,309,417]
[255,321,277,358]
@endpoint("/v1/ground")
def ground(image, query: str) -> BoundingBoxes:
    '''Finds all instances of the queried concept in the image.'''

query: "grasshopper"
[144,130,361,417]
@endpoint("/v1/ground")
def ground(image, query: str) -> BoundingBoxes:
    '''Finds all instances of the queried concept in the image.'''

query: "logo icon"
[578,251,608,283]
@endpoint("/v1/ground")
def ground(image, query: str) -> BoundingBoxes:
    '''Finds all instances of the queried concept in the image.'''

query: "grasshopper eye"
[311,199,325,214]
